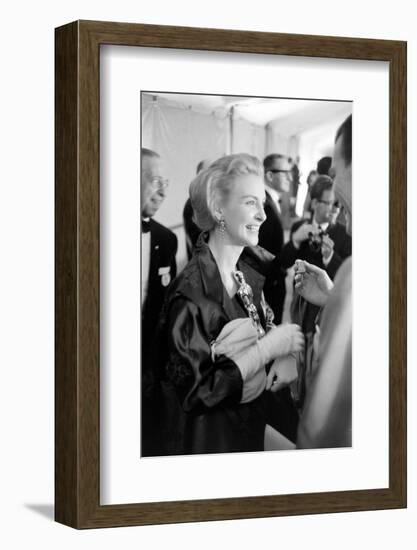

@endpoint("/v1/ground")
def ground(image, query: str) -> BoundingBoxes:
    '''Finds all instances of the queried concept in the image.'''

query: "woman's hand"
[294,260,333,307]
[259,323,304,363]
[266,354,298,392]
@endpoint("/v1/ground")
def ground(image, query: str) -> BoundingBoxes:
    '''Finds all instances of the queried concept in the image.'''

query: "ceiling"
[144,92,352,133]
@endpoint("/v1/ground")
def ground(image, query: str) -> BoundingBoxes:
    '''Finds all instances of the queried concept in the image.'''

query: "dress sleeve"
[165,297,244,412]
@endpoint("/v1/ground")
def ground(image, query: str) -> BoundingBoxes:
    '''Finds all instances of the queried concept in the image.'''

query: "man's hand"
[292,223,314,248]
[321,234,335,262]
[294,260,334,307]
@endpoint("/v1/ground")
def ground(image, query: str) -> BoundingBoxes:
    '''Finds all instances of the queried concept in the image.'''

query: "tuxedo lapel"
[327,224,342,250]
[265,190,281,221]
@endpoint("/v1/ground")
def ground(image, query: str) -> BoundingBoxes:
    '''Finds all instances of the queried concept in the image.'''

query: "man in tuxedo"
[259,154,299,442]
[141,147,178,456]
[281,175,351,281]
[258,153,290,325]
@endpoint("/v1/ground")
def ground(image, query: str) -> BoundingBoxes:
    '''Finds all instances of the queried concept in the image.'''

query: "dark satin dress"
[155,235,273,456]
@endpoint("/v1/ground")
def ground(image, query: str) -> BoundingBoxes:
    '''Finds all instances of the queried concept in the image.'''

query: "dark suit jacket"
[142,219,178,348]
[282,218,351,342]
[142,218,177,455]
[281,218,351,280]
[257,191,286,323]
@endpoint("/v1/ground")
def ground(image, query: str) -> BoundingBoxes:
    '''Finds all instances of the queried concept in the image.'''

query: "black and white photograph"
[1,0,410,543]
[140,92,352,457]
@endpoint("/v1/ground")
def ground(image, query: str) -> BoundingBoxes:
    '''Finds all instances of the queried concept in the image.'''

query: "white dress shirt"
[141,219,151,305]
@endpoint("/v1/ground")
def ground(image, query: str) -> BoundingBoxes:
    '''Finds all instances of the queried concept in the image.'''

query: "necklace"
[233,270,265,338]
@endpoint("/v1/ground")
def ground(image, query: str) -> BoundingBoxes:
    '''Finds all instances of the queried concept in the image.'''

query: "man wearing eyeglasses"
[281,174,351,409]
[258,154,299,443]
[281,175,351,280]
[258,154,291,325]
[141,147,177,457]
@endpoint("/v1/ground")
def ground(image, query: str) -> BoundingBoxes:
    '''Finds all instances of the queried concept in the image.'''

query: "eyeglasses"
[268,169,291,174]
[317,199,340,208]
[149,176,169,191]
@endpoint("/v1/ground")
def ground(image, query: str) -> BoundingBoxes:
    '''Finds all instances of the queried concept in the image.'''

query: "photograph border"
[55,20,407,529]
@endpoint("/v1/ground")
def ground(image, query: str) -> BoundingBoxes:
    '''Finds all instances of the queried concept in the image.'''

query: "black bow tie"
[141,219,151,233]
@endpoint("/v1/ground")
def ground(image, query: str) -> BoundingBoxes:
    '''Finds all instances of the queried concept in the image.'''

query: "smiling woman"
[217,173,267,249]
[145,153,304,456]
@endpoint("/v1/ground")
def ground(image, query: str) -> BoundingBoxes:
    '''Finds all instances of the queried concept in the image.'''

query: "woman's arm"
[165,298,303,411]
[165,297,244,412]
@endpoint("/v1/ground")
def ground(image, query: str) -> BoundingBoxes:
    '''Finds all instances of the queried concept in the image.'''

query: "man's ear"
[310,198,317,211]
[265,171,272,184]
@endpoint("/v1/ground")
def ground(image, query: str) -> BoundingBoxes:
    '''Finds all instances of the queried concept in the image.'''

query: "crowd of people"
[141,114,352,457]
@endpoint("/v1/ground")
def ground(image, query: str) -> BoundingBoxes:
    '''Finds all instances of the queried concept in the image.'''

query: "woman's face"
[219,174,266,247]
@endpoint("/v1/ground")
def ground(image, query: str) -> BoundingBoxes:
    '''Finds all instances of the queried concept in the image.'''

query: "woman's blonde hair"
[190,153,263,231]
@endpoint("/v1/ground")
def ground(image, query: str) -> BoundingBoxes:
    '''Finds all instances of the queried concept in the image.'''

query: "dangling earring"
[218,218,226,235]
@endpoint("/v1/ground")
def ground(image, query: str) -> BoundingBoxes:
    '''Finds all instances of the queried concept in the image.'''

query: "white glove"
[266,354,298,392]
[211,320,303,402]
[258,324,304,363]
[233,324,303,382]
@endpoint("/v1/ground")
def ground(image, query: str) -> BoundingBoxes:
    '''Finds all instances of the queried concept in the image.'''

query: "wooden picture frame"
[55,20,407,529]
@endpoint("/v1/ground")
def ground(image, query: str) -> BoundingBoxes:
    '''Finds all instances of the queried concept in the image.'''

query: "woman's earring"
[219,218,226,235]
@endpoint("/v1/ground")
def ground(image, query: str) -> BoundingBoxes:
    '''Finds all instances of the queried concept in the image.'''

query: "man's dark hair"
[141,147,160,160]
[310,175,333,201]
[263,153,287,173]
[316,156,332,175]
[335,114,352,166]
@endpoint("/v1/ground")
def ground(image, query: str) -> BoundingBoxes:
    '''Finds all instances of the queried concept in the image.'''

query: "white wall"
[142,92,229,227]
[296,112,352,214]
[1,1,415,548]
[141,93,268,269]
